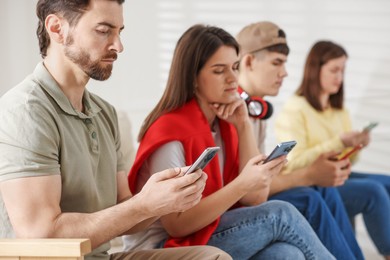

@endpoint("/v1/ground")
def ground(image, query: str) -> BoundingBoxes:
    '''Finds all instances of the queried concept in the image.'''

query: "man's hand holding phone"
[306,151,351,187]
[139,166,207,215]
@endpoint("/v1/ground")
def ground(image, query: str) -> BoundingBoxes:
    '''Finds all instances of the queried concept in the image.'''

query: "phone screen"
[184,147,220,175]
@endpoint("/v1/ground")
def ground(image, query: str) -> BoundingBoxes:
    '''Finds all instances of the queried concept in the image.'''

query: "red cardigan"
[128,99,239,247]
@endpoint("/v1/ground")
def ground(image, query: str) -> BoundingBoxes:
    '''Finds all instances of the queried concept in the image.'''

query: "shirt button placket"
[84,118,99,153]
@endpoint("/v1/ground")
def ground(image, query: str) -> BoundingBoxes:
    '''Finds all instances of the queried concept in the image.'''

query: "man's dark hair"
[36,0,125,58]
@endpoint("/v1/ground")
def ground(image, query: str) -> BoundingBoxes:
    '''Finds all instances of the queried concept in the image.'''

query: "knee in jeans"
[300,189,327,206]
[257,242,305,260]
[364,182,387,203]
[267,200,299,215]
[369,183,388,201]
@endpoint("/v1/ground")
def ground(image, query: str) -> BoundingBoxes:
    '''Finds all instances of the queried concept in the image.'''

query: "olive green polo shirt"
[0,62,126,259]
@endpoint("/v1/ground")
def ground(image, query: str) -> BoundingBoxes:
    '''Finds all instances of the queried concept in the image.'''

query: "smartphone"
[263,141,297,164]
[362,121,379,132]
[336,144,363,160]
[184,147,220,175]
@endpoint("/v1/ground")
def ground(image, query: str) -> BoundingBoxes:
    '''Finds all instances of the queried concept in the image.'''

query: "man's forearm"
[122,216,159,235]
[51,194,154,249]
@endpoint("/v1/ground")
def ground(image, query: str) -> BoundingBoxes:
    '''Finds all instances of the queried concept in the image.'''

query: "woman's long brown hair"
[138,24,239,141]
[296,40,348,111]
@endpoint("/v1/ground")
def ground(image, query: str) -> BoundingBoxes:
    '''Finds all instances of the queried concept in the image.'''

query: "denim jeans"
[207,200,335,260]
[252,242,305,260]
[270,186,364,260]
[338,172,390,255]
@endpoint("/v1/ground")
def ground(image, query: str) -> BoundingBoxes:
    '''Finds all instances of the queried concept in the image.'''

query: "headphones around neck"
[238,87,273,120]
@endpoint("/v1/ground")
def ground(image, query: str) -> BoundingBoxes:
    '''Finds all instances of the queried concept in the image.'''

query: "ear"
[242,54,255,71]
[45,14,68,44]
[193,79,198,93]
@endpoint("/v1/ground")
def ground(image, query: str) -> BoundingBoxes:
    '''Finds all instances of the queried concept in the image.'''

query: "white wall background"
[0,0,389,174]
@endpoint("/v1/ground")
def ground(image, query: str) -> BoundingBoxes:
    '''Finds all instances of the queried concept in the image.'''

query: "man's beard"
[64,35,116,81]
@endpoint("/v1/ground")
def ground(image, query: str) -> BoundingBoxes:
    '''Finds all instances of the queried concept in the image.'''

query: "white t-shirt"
[250,118,267,154]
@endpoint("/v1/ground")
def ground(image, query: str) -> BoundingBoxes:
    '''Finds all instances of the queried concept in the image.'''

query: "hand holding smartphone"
[184,147,220,175]
[336,144,363,160]
[263,141,297,164]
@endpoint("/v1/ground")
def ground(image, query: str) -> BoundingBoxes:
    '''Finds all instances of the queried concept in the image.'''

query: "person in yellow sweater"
[275,40,390,259]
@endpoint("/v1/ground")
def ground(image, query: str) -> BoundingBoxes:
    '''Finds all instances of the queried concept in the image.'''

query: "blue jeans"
[338,172,390,255]
[270,186,364,260]
[207,200,335,260]
[253,242,305,260]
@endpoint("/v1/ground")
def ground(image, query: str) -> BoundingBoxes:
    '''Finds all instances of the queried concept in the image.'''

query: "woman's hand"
[340,130,370,148]
[210,97,249,128]
[234,154,287,205]
[236,154,287,193]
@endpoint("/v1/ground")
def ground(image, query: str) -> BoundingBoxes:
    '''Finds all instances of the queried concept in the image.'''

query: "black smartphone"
[184,147,220,175]
[263,141,297,163]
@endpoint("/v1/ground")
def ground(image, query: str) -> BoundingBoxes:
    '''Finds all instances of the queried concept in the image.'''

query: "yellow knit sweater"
[275,95,353,173]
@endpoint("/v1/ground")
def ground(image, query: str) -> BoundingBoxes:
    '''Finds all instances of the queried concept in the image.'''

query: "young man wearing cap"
[236,21,364,260]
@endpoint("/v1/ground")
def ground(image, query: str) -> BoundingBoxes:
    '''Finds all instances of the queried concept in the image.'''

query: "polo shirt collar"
[33,62,101,119]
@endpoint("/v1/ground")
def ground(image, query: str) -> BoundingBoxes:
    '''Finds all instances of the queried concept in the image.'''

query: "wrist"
[235,119,252,134]
[230,175,250,198]
[301,166,316,186]
[339,134,349,147]
[128,193,157,219]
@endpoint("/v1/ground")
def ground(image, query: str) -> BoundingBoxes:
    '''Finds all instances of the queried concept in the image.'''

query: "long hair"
[138,24,239,141]
[36,0,125,58]
[296,40,348,111]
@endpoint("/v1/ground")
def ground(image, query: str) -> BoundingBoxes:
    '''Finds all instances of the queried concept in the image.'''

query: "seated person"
[0,1,231,259]
[275,40,390,259]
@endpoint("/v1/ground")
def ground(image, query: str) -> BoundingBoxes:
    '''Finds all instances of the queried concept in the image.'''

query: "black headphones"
[238,87,273,120]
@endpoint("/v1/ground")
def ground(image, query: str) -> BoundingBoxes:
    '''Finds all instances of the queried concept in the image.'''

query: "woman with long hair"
[276,40,390,259]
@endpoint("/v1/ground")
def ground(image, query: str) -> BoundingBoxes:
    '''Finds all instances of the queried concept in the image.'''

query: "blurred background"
[1,0,389,173]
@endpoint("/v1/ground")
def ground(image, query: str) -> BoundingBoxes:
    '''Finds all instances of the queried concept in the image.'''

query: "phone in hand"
[184,147,220,175]
[362,121,378,132]
[263,141,297,164]
[336,144,363,160]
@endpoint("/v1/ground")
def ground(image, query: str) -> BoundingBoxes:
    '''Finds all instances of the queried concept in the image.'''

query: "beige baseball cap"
[236,21,287,56]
